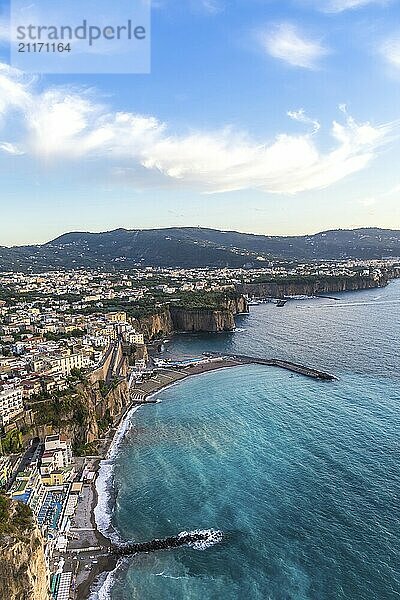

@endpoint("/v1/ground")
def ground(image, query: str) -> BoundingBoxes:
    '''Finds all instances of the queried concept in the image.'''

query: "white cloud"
[287,109,320,133]
[0,141,25,155]
[258,23,329,69]
[316,0,389,12]
[199,0,223,14]
[0,64,33,115]
[0,63,396,195]
[380,35,400,69]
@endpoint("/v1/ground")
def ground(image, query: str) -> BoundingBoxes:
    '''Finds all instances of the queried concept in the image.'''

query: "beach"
[69,357,245,599]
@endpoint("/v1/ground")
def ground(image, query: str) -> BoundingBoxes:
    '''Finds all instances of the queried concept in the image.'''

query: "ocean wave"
[88,558,129,600]
[94,406,141,543]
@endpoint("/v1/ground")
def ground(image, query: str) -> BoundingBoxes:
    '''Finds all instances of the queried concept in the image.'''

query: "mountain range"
[1,227,400,270]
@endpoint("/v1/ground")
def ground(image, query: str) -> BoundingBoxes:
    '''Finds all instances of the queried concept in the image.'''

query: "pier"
[203,353,337,380]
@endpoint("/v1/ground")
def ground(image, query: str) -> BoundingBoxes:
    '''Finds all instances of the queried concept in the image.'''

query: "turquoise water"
[106,281,400,599]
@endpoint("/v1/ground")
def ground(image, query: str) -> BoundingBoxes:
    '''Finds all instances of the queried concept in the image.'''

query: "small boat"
[276,299,287,307]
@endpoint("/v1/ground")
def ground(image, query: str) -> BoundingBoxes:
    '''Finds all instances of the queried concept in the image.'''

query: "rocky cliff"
[31,378,129,451]
[0,496,49,600]
[94,379,130,431]
[133,295,248,339]
[169,307,236,332]
[223,294,249,315]
[236,275,388,299]
[132,310,173,340]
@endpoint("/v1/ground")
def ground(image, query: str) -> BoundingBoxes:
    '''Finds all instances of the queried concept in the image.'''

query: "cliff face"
[94,379,130,429]
[237,276,387,299]
[224,295,248,314]
[170,307,235,332]
[132,310,173,340]
[32,379,130,449]
[133,296,248,339]
[0,498,49,600]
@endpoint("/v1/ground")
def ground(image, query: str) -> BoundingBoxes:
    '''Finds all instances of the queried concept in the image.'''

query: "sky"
[0,0,400,245]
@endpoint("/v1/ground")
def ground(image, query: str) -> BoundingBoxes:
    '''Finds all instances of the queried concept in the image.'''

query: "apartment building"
[106,311,127,323]
[40,434,73,486]
[0,384,24,426]
[44,434,73,467]
[49,352,91,376]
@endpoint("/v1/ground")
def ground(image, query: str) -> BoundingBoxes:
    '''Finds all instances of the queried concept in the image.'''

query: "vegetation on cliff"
[169,290,243,311]
[241,274,384,286]
[31,392,89,429]
[0,494,34,538]
[27,370,95,454]
[236,274,387,298]
[0,495,49,600]
[0,429,24,454]
[26,367,129,455]
[129,291,248,338]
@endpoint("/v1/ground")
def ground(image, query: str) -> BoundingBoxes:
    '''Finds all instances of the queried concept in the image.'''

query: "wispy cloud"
[316,0,389,12]
[357,182,400,207]
[257,23,329,69]
[199,0,223,14]
[0,63,397,195]
[380,35,400,69]
[0,141,25,155]
[152,0,223,15]
[287,109,321,133]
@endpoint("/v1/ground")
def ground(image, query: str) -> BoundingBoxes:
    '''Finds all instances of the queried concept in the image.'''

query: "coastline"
[73,357,245,599]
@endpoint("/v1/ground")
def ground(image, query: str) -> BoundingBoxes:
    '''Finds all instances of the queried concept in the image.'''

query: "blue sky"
[0,0,400,245]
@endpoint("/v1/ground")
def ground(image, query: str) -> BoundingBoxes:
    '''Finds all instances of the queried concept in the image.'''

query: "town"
[0,258,399,599]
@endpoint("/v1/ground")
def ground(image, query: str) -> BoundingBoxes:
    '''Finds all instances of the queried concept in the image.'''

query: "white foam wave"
[107,406,141,461]
[88,558,128,600]
[177,528,224,550]
[94,406,141,543]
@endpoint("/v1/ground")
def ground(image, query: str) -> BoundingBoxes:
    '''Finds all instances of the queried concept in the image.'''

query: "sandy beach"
[71,463,116,599]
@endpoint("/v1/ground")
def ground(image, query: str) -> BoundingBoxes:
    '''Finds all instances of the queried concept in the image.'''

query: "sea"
[94,279,400,600]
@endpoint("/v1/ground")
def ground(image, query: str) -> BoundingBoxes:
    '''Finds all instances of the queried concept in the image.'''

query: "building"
[125,331,145,345]
[10,465,46,517]
[49,352,91,376]
[106,311,127,323]
[134,358,147,370]
[40,434,74,486]
[0,384,24,426]
[43,434,72,467]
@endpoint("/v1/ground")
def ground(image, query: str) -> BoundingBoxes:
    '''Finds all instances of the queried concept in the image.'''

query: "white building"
[49,352,91,376]
[126,331,145,345]
[0,384,24,426]
[44,434,73,467]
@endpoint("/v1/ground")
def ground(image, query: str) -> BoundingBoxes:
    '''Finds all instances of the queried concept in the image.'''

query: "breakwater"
[204,353,337,380]
[111,529,224,556]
